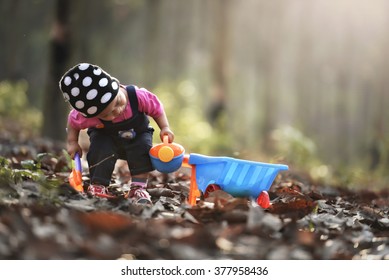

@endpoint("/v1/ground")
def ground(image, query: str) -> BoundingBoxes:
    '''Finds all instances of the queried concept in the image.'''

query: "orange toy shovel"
[68,153,84,193]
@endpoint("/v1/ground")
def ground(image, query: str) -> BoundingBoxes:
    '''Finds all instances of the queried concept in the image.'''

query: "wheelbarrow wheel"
[204,184,221,198]
[257,191,270,209]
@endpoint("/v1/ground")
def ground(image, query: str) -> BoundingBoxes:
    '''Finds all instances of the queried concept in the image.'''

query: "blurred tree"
[0,1,20,80]
[207,0,230,129]
[143,0,161,87]
[42,0,71,140]
[260,1,286,152]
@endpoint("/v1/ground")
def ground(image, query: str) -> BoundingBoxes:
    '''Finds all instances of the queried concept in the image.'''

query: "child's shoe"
[87,185,115,199]
[129,184,152,205]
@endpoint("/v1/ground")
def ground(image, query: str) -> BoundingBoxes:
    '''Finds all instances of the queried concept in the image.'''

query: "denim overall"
[87,85,154,186]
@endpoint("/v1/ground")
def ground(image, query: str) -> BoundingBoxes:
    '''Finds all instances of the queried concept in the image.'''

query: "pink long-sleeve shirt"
[68,85,164,130]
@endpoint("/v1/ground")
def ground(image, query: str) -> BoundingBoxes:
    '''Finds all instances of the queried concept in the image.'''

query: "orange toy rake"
[68,152,84,193]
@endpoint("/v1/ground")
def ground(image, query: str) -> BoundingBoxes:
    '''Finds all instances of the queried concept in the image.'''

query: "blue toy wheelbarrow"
[183,153,289,208]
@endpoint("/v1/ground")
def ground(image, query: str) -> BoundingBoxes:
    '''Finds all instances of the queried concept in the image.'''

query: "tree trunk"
[207,0,230,128]
[41,0,71,141]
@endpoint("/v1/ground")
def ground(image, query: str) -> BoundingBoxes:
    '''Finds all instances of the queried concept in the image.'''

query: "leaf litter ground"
[0,137,389,260]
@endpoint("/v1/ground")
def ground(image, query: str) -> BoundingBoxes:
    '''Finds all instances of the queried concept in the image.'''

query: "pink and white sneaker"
[87,185,115,199]
[129,185,152,205]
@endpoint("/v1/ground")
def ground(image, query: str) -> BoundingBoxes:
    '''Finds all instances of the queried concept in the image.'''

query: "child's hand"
[67,141,82,159]
[160,127,174,143]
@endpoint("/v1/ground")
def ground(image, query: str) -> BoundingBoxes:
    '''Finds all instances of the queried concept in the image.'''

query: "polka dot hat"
[59,63,120,118]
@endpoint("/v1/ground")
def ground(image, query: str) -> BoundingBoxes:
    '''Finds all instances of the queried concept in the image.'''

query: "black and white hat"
[59,63,120,118]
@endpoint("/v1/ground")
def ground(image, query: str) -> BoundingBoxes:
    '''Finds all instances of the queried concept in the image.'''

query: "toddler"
[59,63,174,204]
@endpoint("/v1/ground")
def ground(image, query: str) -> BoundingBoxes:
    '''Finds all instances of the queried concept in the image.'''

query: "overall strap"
[126,85,139,113]
[89,85,149,135]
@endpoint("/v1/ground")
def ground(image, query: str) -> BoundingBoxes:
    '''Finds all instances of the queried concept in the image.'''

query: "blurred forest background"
[1,0,389,188]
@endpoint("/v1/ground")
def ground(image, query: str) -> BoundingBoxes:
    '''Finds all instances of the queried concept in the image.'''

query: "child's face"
[96,88,127,121]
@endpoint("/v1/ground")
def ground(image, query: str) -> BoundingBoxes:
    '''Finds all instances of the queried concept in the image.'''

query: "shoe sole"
[136,198,153,205]
[88,192,116,199]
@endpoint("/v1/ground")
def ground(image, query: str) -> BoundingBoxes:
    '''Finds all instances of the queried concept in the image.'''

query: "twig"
[88,154,116,170]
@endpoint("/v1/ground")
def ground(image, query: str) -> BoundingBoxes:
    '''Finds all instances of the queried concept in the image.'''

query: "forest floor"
[0,134,389,260]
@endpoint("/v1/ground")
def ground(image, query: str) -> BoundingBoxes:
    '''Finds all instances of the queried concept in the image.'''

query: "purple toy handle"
[74,152,82,172]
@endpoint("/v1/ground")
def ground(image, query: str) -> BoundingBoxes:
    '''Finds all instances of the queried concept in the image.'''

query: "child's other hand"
[160,127,174,143]
[67,141,82,159]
